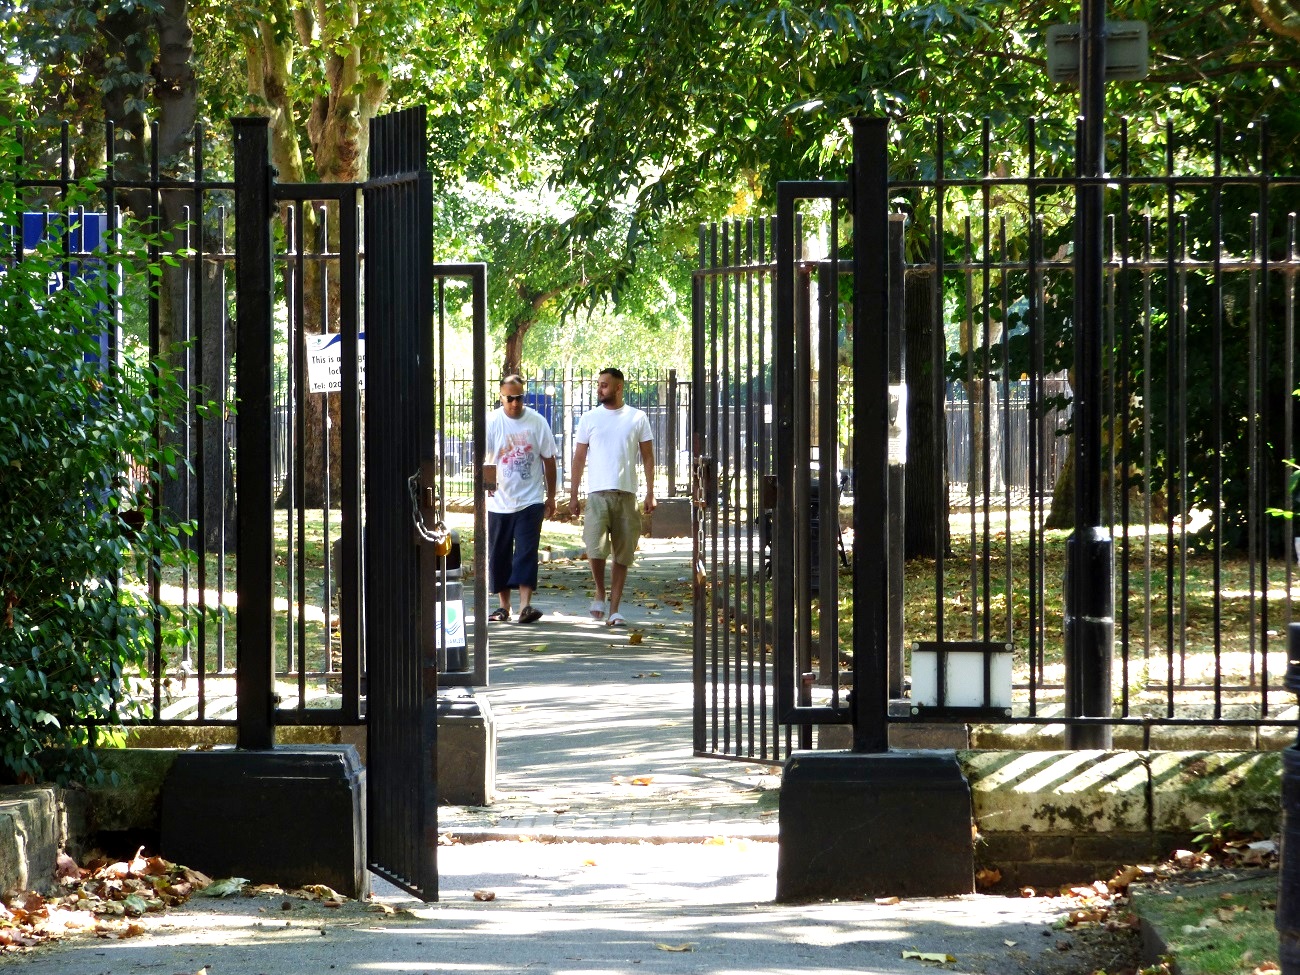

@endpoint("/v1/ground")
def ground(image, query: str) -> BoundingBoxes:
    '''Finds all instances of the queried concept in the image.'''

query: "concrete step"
[0,786,60,895]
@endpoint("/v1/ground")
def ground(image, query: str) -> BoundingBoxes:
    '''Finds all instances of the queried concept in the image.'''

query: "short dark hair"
[500,374,526,388]
[600,367,624,383]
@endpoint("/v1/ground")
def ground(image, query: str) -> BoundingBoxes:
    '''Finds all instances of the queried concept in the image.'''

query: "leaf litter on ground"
[0,846,385,953]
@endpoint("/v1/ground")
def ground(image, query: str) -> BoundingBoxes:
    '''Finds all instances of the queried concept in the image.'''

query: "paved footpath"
[0,539,1142,974]
[439,537,783,841]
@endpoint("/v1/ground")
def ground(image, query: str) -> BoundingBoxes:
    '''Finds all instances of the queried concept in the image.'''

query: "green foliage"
[0,191,190,786]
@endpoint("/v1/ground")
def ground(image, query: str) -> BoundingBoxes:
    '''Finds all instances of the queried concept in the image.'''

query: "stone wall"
[962,750,1282,889]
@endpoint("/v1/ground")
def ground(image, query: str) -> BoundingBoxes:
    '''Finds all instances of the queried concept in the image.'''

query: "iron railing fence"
[898,115,1300,742]
[694,114,1300,761]
[6,122,382,728]
[7,121,250,730]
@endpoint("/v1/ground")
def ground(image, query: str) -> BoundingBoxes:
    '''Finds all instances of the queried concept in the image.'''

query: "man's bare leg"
[588,557,607,615]
[608,560,629,616]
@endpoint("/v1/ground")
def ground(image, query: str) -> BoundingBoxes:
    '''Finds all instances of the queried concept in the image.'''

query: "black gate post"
[1065,0,1115,749]
[233,116,276,752]
[776,117,973,903]
[850,116,891,754]
[159,118,367,900]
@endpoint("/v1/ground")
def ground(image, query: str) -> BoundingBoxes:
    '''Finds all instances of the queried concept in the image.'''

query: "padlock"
[431,522,453,558]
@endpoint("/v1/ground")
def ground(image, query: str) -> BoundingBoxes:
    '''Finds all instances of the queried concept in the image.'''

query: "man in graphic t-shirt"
[567,367,656,628]
[483,375,558,624]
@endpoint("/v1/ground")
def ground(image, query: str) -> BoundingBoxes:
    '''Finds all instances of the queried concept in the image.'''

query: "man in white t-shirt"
[567,367,656,627]
[483,375,558,624]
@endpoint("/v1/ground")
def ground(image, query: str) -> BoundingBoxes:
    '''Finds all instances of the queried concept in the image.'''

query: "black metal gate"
[692,120,891,762]
[362,107,440,900]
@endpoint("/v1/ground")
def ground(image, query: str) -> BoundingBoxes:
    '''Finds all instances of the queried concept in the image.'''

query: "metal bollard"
[1278,622,1300,972]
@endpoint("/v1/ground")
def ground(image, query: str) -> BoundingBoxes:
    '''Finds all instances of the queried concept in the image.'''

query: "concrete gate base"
[160,745,367,898]
[776,750,973,902]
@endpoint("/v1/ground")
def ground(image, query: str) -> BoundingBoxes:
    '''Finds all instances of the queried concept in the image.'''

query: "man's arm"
[542,456,557,519]
[639,439,656,512]
[568,442,588,520]
[482,463,497,497]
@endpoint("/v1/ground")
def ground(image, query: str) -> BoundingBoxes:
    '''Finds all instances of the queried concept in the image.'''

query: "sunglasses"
[503,394,525,403]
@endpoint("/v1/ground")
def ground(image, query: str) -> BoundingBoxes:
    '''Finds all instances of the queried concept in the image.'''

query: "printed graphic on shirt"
[498,434,536,483]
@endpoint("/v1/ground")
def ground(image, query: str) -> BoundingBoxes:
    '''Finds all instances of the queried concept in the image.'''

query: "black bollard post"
[1277,622,1300,972]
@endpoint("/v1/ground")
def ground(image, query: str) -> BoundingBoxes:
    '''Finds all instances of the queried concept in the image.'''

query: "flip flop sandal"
[589,600,607,620]
[488,607,510,622]
[607,612,627,627]
[518,606,543,624]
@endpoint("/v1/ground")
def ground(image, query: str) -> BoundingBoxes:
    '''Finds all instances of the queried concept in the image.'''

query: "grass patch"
[1129,872,1279,975]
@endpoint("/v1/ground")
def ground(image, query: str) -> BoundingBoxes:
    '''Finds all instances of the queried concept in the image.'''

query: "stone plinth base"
[160,746,367,898]
[777,750,973,902]
[438,691,496,807]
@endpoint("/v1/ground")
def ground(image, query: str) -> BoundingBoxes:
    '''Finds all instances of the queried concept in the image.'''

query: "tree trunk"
[903,268,947,558]
[250,7,387,510]
[503,319,531,377]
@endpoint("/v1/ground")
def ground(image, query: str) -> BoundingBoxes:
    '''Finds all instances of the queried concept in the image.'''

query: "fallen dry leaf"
[875,896,901,906]
[56,852,81,881]
[299,884,345,902]
[629,776,654,786]
[974,867,1002,889]
[901,950,955,963]
[472,890,496,902]
[655,943,695,952]
[628,631,644,644]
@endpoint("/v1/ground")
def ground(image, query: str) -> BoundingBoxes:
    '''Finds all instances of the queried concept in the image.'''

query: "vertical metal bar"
[1066,0,1115,745]
[998,214,1012,645]
[470,263,490,688]
[964,216,977,639]
[1164,120,1177,719]
[933,119,948,650]
[888,213,908,701]
[1211,117,1224,718]
[691,224,707,755]
[980,118,993,645]
[774,186,797,721]
[338,187,361,722]
[851,116,890,753]
[416,136,440,899]
[318,207,334,678]
[744,219,757,755]
[1287,214,1297,637]
[708,222,721,750]
[817,260,837,690]
[720,222,733,751]
[666,368,678,496]
[1117,118,1132,718]
[1141,214,1154,673]
[758,215,772,757]
[233,117,276,750]
[217,204,230,675]
[192,122,208,697]
[1258,119,1273,715]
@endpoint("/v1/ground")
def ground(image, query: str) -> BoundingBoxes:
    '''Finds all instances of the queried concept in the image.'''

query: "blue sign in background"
[22,212,111,365]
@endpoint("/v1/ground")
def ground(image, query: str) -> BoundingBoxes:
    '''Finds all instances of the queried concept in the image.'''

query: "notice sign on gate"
[437,588,466,650]
[305,333,366,393]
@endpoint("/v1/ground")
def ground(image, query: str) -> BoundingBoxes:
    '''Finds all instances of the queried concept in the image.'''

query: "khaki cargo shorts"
[583,490,642,565]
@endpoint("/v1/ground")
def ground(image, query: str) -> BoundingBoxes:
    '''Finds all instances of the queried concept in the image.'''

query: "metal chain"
[407,472,447,545]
